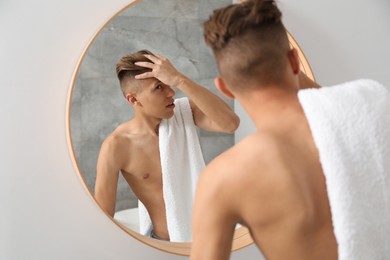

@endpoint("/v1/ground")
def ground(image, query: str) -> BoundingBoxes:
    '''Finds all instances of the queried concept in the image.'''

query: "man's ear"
[125,93,138,106]
[288,48,300,75]
[214,77,235,99]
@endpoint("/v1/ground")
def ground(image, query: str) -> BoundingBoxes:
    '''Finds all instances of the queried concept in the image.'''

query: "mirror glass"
[69,0,236,241]
[68,0,315,253]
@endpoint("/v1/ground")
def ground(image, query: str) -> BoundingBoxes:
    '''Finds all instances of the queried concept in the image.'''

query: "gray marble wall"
[70,0,234,211]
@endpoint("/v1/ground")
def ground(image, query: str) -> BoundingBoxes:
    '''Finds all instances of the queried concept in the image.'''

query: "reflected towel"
[138,97,205,242]
[298,79,390,259]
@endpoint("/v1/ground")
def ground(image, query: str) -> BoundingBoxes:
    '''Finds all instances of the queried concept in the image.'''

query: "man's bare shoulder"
[198,131,282,208]
[100,122,135,153]
[204,131,282,178]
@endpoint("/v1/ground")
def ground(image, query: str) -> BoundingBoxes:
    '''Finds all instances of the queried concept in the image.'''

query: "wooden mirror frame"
[66,0,315,256]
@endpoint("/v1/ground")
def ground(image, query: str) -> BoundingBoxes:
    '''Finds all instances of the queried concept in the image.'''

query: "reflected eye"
[155,85,163,90]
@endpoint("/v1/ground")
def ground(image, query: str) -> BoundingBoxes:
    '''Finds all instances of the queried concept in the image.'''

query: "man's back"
[191,96,338,260]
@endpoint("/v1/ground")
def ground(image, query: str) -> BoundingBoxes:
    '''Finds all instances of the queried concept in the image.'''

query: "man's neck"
[237,86,301,130]
[131,113,162,136]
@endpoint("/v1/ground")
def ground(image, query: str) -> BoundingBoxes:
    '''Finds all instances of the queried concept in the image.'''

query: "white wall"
[1,0,389,259]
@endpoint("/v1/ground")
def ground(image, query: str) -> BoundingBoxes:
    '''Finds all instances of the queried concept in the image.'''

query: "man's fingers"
[134,61,154,69]
[153,53,165,60]
[135,72,154,79]
[143,54,160,63]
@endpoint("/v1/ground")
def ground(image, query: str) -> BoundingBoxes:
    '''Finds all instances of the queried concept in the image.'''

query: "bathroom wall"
[1,0,389,260]
[70,0,234,211]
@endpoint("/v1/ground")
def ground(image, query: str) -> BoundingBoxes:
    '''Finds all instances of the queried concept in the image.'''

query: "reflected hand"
[134,54,183,87]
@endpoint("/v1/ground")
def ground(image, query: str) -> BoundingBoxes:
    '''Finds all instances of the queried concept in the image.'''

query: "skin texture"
[191,48,338,259]
[94,54,239,240]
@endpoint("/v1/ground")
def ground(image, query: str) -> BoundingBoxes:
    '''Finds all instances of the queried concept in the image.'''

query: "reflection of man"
[94,50,239,241]
[191,0,339,259]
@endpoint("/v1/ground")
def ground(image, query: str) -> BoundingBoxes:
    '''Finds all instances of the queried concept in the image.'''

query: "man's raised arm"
[299,70,321,89]
[135,53,240,133]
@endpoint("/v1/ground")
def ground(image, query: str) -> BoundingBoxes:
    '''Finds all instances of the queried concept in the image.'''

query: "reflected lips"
[166,100,175,109]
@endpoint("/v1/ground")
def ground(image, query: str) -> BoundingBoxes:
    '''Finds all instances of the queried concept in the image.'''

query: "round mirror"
[66,0,315,255]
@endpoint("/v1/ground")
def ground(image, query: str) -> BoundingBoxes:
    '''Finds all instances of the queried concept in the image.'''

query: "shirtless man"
[191,0,337,259]
[94,50,239,241]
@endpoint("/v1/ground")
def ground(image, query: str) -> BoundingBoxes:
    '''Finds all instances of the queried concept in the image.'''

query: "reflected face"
[131,78,176,119]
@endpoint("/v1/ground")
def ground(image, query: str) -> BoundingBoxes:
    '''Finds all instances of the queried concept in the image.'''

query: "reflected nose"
[166,85,175,97]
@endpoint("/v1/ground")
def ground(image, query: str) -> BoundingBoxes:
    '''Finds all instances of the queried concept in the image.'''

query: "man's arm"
[135,54,240,133]
[190,163,238,260]
[299,70,321,89]
[94,136,122,217]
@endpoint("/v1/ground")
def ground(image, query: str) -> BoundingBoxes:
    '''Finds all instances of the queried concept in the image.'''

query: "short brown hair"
[204,0,290,89]
[116,50,154,96]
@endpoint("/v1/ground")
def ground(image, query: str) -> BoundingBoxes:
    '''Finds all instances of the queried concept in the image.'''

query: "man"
[191,0,338,259]
[94,50,239,241]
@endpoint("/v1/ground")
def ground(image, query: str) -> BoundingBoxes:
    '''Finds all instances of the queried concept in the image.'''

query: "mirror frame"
[66,0,315,256]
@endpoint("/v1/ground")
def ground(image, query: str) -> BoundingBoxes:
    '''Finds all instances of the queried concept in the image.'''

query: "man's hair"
[116,50,154,96]
[203,0,290,90]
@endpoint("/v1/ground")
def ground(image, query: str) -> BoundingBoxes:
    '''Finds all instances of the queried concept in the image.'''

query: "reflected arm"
[299,70,321,89]
[178,77,240,133]
[94,137,121,217]
[135,54,240,133]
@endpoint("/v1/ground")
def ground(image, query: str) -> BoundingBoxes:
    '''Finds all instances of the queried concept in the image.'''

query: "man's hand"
[134,54,183,87]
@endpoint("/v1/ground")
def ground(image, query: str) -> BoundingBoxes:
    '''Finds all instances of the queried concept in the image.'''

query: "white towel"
[298,79,390,260]
[138,97,205,242]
